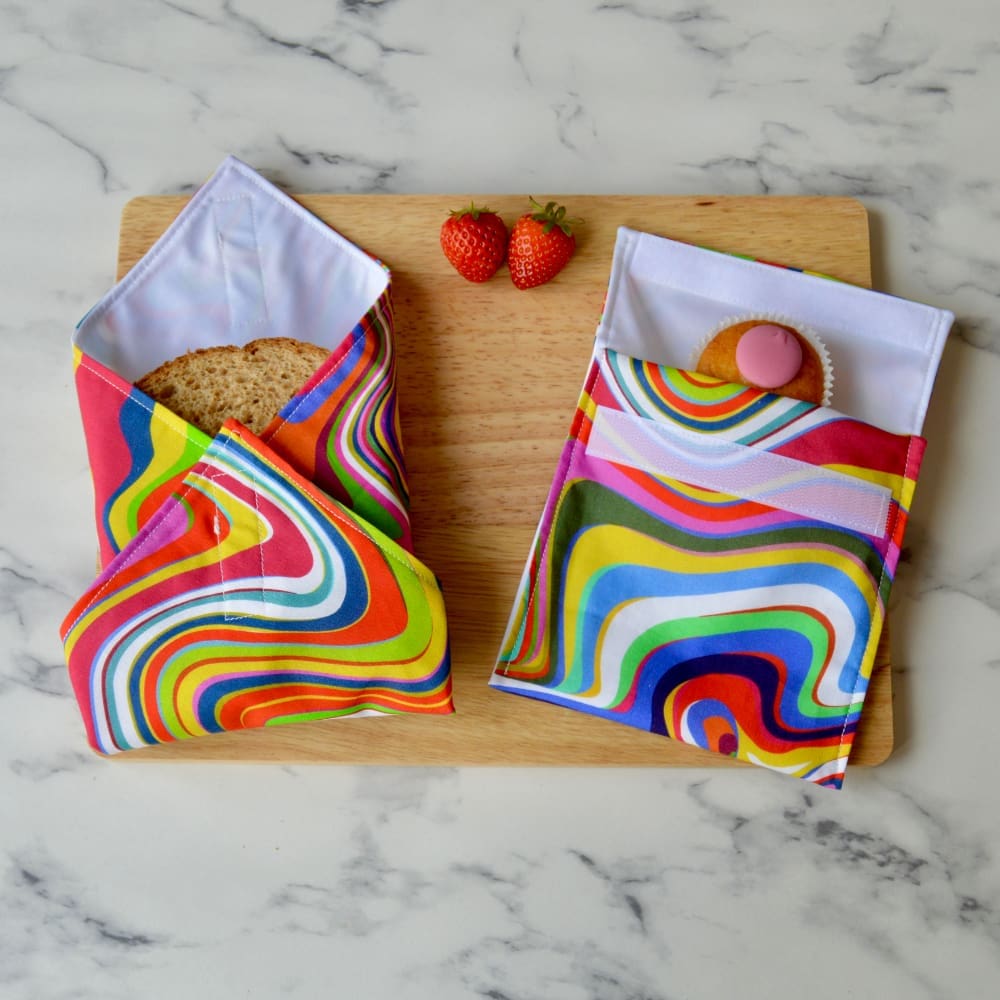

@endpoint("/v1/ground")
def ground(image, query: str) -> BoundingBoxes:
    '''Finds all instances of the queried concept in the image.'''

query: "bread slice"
[136,337,330,438]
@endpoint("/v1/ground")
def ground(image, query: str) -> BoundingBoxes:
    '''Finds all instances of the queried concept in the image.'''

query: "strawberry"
[439,203,509,282]
[507,198,579,289]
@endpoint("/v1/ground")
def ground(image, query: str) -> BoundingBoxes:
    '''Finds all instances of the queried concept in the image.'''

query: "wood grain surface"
[115,193,892,767]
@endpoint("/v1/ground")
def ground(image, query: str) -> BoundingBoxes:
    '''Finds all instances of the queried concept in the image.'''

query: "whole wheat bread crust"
[135,337,330,438]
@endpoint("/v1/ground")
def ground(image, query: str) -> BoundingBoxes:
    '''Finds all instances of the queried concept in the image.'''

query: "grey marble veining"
[2,1,999,998]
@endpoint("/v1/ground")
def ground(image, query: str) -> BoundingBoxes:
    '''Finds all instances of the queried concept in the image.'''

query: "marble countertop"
[3,2,998,997]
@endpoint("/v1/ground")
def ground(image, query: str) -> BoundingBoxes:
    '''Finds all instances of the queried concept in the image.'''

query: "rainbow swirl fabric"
[491,350,925,788]
[64,156,452,752]
[61,423,452,754]
[260,293,412,551]
[75,285,411,568]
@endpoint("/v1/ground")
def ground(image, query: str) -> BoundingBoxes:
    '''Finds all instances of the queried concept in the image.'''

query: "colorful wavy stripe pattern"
[61,422,452,754]
[492,351,924,788]
[262,288,412,550]
[75,289,412,567]
[74,347,212,568]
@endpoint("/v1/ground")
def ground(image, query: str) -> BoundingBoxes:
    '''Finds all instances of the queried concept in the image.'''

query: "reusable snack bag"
[490,228,952,788]
[61,157,452,754]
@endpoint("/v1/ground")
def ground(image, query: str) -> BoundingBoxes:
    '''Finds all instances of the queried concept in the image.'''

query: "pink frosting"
[735,324,803,388]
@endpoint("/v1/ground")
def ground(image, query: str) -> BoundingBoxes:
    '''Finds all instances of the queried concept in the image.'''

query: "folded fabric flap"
[586,406,894,538]
[590,353,925,543]
[261,294,413,551]
[74,156,388,383]
[73,157,413,562]
[492,346,926,789]
[61,421,452,755]
[595,227,953,436]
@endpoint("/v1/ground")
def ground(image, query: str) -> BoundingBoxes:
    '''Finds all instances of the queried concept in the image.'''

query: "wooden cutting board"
[116,193,893,767]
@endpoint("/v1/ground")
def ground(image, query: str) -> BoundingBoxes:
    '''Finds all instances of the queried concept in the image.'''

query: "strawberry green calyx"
[450,202,495,221]
[527,196,581,236]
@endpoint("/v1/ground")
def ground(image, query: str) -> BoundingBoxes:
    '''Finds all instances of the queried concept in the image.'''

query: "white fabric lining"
[595,227,953,435]
[74,156,389,384]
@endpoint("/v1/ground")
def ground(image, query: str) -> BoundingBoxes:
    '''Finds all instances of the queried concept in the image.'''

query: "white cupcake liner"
[689,312,834,406]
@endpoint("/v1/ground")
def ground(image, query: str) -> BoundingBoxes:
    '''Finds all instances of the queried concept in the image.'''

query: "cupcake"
[691,315,832,405]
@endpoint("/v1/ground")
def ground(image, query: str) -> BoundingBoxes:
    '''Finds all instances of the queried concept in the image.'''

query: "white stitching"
[252,467,266,589]
[196,469,248,624]
[217,426,434,585]
[246,195,269,325]
[213,194,268,332]
[78,358,207,450]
